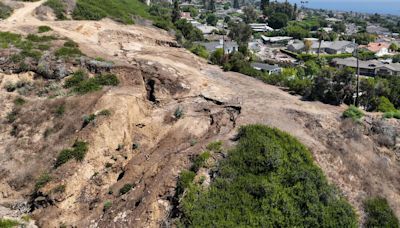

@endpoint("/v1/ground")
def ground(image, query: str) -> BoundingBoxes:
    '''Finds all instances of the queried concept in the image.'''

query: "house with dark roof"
[251,62,282,75]
[332,57,400,76]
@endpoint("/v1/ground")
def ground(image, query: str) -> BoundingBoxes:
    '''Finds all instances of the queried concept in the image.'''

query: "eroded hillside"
[0,1,400,227]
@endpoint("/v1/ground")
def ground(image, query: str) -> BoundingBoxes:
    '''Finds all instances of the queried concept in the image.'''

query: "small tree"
[268,13,289,29]
[364,197,399,228]
[233,0,239,9]
[377,96,396,112]
[172,0,180,23]
[243,6,257,24]
[343,105,364,121]
[208,0,215,11]
[304,39,313,54]
[206,14,217,26]
[389,43,398,52]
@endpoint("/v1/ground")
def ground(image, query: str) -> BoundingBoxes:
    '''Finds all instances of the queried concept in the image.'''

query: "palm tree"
[317,29,329,58]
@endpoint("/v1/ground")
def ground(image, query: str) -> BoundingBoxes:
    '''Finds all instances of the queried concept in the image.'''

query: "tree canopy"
[179,125,358,227]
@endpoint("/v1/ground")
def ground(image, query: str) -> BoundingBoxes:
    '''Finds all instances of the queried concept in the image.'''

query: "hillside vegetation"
[178,125,358,227]
[72,0,151,24]
[0,2,12,19]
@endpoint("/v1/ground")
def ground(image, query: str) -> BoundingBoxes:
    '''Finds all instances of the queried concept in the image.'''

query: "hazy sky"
[280,0,400,15]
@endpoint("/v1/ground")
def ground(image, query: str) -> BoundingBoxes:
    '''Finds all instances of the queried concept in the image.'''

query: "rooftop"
[251,62,281,71]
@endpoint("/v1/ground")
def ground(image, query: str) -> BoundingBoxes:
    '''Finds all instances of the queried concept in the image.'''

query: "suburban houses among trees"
[288,40,357,54]
[158,0,400,120]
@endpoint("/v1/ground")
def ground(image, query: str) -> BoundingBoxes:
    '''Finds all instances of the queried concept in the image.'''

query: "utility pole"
[222,21,225,54]
[355,45,360,107]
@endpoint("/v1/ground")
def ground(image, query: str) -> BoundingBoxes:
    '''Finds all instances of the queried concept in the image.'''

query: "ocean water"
[281,0,400,15]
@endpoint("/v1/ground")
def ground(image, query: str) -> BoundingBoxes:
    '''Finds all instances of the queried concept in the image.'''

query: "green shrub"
[44,0,66,19]
[94,73,119,86]
[377,96,397,113]
[4,82,17,92]
[0,219,19,228]
[0,2,12,19]
[13,97,26,106]
[55,46,82,58]
[0,32,22,48]
[64,71,88,88]
[343,105,364,120]
[38,26,52,33]
[98,109,111,116]
[35,173,52,190]
[54,141,88,167]
[52,184,66,193]
[176,170,195,196]
[72,141,88,161]
[73,79,102,94]
[54,104,65,117]
[206,141,223,152]
[65,72,119,94]
[82,114,96,128]
[119,183,133,195]
[179,125,358,227]
[153,19,171,30]
[383,111,400,119]
[6,110,18,123]
[364,197,399,228]
[20,49,42,60]
[190,44,209,59]
[191,151,211,172]
[26,34,56,42]
[174,106,184,119]
[54,149,74,168]
[37,44,50,50]
[63,40,78,48]
[103,201,112,211]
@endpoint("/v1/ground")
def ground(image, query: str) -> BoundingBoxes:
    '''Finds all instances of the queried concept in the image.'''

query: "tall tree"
[228,22,252,46]
[243,6,257,23]
[260,0,267,11]
[317,29,329,57]
[172,0,180,23]
[208,0,215,11]
[233,0,239,9]
[293,3,297,19]
[268,13,289,29]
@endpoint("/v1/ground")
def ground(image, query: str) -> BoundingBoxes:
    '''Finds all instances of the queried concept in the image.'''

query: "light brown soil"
[0,1,399,227]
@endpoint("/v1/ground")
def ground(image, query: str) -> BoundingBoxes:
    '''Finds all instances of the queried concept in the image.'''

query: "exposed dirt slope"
[0,1,399,227]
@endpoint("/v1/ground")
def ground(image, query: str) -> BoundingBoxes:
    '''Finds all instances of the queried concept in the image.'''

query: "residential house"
[325,17,342,23]
[332,57,400,76]
[367,25,390,35]
[251,62,282,75]
[195,24,218,35]
[325,41,357,54]
[360,42,390,57]
[261,35,293,45]
[180,12,192,20]
[248,41,262,53]
[249,23,274,33]
[197,40,239,54]
[287,40,356,54]
[322,27,333,33]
